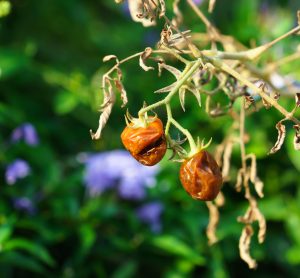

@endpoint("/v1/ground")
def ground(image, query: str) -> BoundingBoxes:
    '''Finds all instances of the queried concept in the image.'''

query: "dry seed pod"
[121,117,167,166]
[180,150,223,201]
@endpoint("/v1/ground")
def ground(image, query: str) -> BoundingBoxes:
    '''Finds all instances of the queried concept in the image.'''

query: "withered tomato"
[179,150,223,201]
[121,117,167,166]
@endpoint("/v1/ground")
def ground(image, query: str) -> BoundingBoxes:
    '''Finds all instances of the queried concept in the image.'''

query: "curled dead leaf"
[139,47,154,71]
[90,79,116,140]
[239,225,257,269]
[244,93,255,109]
[158,0,166,17]
[128,0,157,27]
[295,93,300,107]
[114,79,128,107]
[103,55,118,63]
[158,62,182,79]
[206,201,219,245]
[246,154,264,198]
[293,125,300,150]
[222,142,233,180]
[154,83,176,94]
[235,169,244,192]
[179,87,186,111]
[238,201,266,245]
[268,120,286,154]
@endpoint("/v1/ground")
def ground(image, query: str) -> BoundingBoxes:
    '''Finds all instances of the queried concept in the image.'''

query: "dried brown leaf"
[179,87,186,111]
[139,47,154,71]
[154,82,176,93]
[215,191,225,207]
[158,0,166,17]
[254,178,264,198]
[222,142,233,179]
[168,30,191,46]
[245,154,264,198]
[114,79,128,107]
[158,63,182,79]
[206,201,219,245]
[238,200,266,244]
[244,93,255,109]
[128,0,157,27]
[90,80,116,140]
[208,0,216,13]
[293,125,300,150]
[239,225,257,269]
[160,26,172,45]
[295,93,300,107]
[214,143,225,166]
[256,206,266,244]
[103,55,118,63]
[235,169,244,192]
[248,154,256,183]
[258,83,272,109]
[116,67,123,80]
[268,121,286,154]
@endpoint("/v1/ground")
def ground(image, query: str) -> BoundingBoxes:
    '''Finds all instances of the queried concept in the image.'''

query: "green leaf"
[54,90,78,114]
[151,235,206,265]
[259,196,288,221]
[286,246,300,264]
[0,251,46,274]
[3,238,55,267]
[0,224,12,244]
[112,260,137,278]
[78,224,96,257]
[285,213,300,246]
[0,48,29,78]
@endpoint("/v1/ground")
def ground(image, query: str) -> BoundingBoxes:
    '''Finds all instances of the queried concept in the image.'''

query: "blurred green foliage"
[0,0,300,277]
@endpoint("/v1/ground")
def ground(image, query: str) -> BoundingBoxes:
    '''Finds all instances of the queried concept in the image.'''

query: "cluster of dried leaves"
[91,0,300,269]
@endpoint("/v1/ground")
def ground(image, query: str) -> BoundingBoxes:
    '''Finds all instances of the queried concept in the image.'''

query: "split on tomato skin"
[121,117,167,166]
[180,150,223,201]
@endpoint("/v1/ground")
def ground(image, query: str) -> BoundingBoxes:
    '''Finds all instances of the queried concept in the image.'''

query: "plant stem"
[239,99,247,171]
[165,103,197,154]
[160,45,190,64]
[165,103,172,135]
[170,118,197,154]
[216,61,300,125]
[139,58,202,115]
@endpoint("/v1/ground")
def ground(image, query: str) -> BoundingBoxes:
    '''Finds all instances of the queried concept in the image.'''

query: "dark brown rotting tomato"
[121,117,167,166]
[179,150,223,201]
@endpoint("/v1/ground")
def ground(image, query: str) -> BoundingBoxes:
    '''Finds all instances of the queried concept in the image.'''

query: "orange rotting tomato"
[179,150,223,201]
[121,117,167,166]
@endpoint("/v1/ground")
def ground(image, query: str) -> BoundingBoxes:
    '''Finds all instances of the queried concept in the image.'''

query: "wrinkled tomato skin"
[180,150,223,201]
[121,118,167,166]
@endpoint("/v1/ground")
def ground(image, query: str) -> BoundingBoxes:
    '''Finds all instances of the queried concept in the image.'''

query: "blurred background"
[1,0,300,277]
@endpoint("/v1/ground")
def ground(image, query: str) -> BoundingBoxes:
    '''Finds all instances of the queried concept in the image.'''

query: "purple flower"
[11,123,39,146]
[5,159,31,185]
[84,150,159,200]
[193,0,203,5]
[13,197,35,214]
[136,202,164,233]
